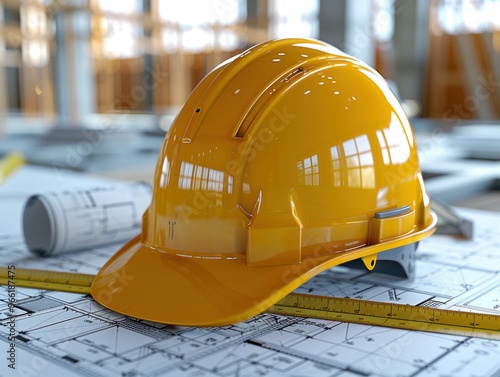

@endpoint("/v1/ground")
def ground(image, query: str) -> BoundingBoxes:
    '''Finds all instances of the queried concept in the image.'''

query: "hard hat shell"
[92,38,437,326]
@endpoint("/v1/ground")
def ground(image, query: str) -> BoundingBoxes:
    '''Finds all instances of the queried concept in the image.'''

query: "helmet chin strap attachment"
[344,205,418,278]
[344,243,417,279]
[362,254,377,271]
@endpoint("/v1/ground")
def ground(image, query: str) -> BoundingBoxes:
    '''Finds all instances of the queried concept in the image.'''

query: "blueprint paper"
[22,183,151,256]
[1,166,150,257]
[1,167,500,376]
[0,166,117,236]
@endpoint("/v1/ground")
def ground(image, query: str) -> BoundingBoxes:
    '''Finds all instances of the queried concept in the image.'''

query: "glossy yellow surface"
[92,38,437,326]
[0,152,25,184]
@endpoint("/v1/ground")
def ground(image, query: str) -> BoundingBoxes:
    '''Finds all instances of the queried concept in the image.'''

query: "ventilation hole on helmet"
[195,108,201,113]
[281,67,304,82]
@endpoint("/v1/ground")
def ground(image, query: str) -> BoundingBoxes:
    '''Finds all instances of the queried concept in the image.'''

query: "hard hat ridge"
[92,38,437,326]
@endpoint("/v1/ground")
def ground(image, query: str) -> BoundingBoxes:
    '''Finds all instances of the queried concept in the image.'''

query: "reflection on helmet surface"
[143,39,427,261]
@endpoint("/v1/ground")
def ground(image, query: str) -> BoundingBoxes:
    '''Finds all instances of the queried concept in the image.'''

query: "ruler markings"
[2,267,499,340]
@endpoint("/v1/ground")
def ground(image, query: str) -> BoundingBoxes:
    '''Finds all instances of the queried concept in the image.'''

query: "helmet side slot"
[368,206,415,244]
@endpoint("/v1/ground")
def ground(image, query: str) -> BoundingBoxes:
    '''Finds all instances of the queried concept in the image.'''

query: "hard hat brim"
[91,211,437,327]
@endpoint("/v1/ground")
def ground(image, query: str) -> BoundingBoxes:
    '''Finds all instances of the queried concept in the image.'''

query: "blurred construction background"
[1,0,500,200]
[1,0,498,128]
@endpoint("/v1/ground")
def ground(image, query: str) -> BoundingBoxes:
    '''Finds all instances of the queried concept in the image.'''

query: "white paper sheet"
[22,183,151,256]
[1,166,150,257]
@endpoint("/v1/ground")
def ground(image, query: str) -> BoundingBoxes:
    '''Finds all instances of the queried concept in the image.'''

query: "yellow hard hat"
[92,38,437,326]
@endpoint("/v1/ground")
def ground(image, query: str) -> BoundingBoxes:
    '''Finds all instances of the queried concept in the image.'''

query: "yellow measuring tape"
[1,267,499,340]
[0,267,93,294]
[0,152,25,184]
[268,293,500,341]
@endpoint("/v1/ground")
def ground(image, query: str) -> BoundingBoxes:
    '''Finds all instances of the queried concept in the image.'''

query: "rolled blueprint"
[22,182,151,256]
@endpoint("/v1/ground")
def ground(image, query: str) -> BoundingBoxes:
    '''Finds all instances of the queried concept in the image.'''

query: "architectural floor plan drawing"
[22,182,151,257]
[1,167,500,377]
